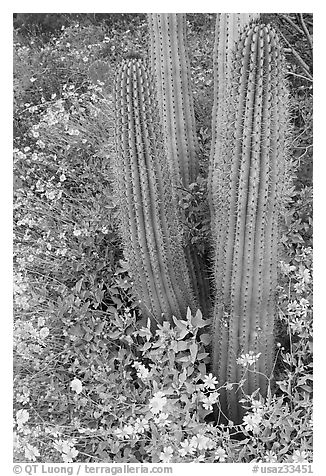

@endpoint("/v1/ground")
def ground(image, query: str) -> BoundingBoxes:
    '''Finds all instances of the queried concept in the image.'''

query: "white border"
[4,3,325,474]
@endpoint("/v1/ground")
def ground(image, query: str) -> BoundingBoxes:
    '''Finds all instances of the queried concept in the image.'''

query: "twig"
[279,14,304,36]
[295,146,313,164]
[291,128,312,148]
[279,31,313,80]
[299,13,313,51]
[176,185,198,197]
[286,71,313,83]
[24,267,68,287]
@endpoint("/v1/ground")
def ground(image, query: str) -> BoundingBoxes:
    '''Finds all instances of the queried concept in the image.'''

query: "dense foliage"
[13,13,312,463]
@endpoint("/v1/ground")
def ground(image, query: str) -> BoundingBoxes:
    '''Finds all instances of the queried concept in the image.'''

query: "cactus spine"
[148,13,211,315]
[113,58,197,324]
[210,24,289,423]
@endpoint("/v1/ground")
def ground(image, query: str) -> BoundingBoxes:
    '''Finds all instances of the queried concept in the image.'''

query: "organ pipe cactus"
[148,13,211,315]
[113,57,197,324]
[112,15,291,425]
[210,23,290,424]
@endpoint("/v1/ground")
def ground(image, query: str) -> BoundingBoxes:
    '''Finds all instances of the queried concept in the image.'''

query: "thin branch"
[299,13,313,51]
[279,14,304,36]
[291,127,313,148]
[24,267,69,287]
[286,71,313,83]
[279,31,313,80]
[295,146,313,165]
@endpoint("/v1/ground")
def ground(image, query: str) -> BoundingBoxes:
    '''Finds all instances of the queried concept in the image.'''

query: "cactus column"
[210,24,289,424]
[113,57,197,324]
[208,13,259,216]
[148,13,199,187]
[148,13,211,315]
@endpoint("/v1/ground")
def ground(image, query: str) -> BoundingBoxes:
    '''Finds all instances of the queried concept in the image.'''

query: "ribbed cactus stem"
[208,13,260,216]
[148,13,199,187]
[113,58,197,324]
[148,13,211,316]
[211,24,289,424]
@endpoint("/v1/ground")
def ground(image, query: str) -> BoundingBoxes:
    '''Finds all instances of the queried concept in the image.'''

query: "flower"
[279,261,296,275]
[45,189,57,200]
[13,432,20,450]
[54,439,78,461]
[264,451,278,463]
[153,412,170,427]
[133,360,150,381]
[24,443,40,461]
[215,447,227,462]
[292,450,309,463]
[190,434,214,451]
[73,229,82,237]
[179,439,196,457]
[67,129,80,136]
[16,409,29,429]
[243,412,262,433]
[299,297,310,309]
[289,318,304,334]
[134,418,149,434]
[203,373,218,389]
[53,439,65,452]
[114,422,139,439]
[297,266,311,284]
[202,401,213,411]
[237,351,261,367]
[251,399,264,413]
[121,424,136,439]
[36,139,45,149]
[70,378,83,395]
[149,391,167,414]
[160,446,174,463]
[39,327,49,339]
[62,446,78,463]
[113,428,125,439]
[202,391,220,410]
[123,335,133,345]
[16,386,30,405]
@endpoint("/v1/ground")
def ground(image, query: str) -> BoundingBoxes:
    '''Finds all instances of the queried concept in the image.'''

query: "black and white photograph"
[11,5,315,472]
